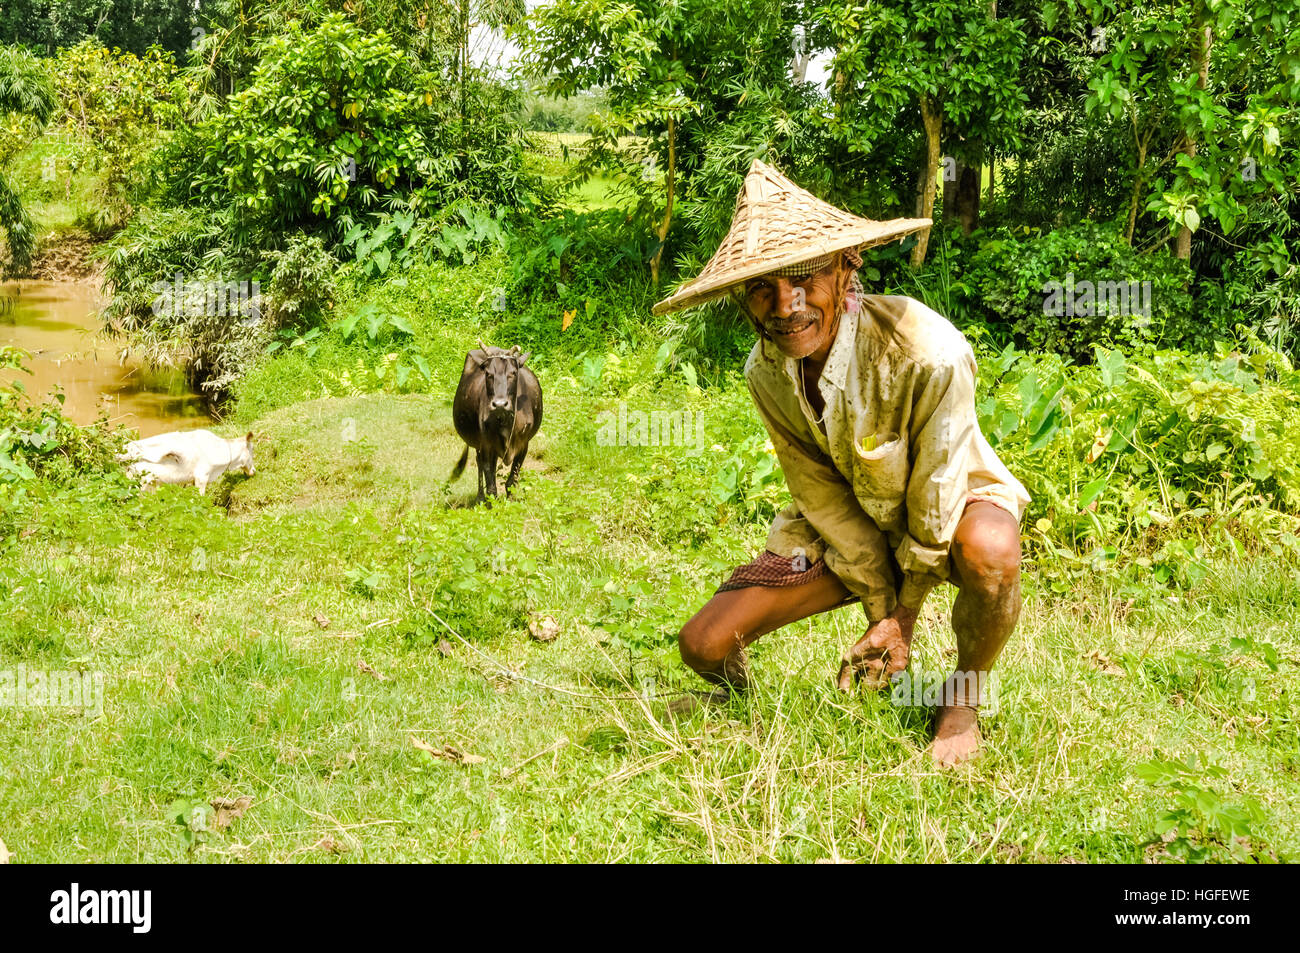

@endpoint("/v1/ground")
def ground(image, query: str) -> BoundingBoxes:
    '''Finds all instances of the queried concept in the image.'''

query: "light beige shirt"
[744,293,1031,621]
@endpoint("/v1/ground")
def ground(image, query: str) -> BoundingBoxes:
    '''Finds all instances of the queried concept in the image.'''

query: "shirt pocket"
[851,425,909,527]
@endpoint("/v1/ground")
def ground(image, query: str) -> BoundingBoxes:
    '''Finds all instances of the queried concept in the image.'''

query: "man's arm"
[747,378,897,621]
[895,350,980,609]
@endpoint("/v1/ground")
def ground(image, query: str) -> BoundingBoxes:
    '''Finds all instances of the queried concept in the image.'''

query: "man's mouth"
[767,313,817,337]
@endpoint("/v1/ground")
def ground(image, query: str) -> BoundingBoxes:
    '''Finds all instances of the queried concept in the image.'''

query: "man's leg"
[933,500,1023,765]
[678,571,853,689]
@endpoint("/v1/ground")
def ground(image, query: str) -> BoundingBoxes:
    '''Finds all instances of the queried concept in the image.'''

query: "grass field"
[1,253,1296,863]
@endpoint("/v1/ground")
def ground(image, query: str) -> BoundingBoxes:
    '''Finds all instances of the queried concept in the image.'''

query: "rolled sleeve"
[749,380,897,620]
[895,351,978,605]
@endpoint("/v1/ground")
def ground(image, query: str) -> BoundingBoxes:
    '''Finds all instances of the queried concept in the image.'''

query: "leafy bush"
[977,338,1300,590]
[47,40,180,233]
[956,222,1201,359]
[262,233,340,327]
[186,14,532,245]
[0,347,124,486]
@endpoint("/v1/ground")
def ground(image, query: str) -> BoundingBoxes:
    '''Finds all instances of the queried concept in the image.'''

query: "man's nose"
[772,279,799,317]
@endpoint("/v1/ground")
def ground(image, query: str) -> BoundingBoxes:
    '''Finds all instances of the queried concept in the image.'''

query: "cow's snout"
[490,397,510,411]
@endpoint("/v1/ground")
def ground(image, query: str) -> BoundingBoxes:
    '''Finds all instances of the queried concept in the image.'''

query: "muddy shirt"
[744,293,1031,621]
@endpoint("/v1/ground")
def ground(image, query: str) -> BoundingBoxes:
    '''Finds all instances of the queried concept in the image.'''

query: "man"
[654,160,1030,766]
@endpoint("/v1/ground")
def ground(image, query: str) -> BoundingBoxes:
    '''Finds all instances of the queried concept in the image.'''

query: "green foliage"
[186,14,531,245]
[47,40,180,232]
[956,222,1201,357]
[262,233,340,327]
[0,346,125,487]
[0,45,55,122]
[979,338,1300,591]
[1135,753,1269,863]
[819,0,1029,158]
[0,0,207,58]
[522,88,605,132]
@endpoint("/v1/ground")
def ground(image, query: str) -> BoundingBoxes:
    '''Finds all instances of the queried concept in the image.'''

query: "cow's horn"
[477,339,489,354]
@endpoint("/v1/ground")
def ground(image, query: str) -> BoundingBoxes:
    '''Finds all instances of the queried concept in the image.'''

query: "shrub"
[956,222,1201,360]
[262,233,340,327]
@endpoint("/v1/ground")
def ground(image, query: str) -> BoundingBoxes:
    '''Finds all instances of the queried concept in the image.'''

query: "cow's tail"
[449,445,470,483]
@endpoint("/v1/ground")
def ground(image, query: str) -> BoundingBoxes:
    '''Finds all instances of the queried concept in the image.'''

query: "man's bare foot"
[929,672,983,766]
[931,704,981,766]
[835,608,916,692]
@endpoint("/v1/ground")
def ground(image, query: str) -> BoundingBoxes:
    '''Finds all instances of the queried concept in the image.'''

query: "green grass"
[1,259,1297,862]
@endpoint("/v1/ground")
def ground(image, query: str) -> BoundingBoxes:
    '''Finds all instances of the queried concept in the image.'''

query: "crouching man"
[654,161,1031,765]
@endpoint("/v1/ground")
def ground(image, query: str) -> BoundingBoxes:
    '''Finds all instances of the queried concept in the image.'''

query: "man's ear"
[835,250,858,310]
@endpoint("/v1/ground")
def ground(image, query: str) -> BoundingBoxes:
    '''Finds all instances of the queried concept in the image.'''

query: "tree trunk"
[649,116,676,285]
[942,156,959,225]
[986,148,995,207]
[956,142,982,236]
[911,95,942,268]
[1175,24,1212,260]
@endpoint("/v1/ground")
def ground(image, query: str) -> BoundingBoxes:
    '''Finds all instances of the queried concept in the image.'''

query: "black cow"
[450,342,543,503]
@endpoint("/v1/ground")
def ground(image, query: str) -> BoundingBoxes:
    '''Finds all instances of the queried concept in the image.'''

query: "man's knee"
[678,612,728,672]
[952,509,1022,594]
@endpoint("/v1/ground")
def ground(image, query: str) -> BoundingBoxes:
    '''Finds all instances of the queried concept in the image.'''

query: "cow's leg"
[483,451,500,501]
[504,448,527,497]
[195,466,210,495]
[474,449,487,504]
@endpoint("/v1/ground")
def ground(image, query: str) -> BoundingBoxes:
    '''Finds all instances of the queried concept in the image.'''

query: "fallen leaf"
[210,795,253,831]
[357,659,387,681]
[1083,650,1124,676]
[436,640,454,657]
[314,836,346,854]
[1085,428,1112,464]
[313,614,331,629]
[411,735,485,765]
[561,309,575,331]
[528,616,560,643]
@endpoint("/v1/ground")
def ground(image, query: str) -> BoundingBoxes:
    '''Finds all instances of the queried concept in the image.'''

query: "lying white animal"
[117,429,256,495]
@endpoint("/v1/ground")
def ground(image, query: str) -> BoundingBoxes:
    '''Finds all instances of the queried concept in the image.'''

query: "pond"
[0,280,210,437]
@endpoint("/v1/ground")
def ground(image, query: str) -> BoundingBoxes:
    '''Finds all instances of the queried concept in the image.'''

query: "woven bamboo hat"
[652,159,931,315]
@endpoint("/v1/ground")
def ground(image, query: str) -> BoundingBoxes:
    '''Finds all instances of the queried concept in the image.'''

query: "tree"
[818,0,1028,265]
[0,44,56,274]
[517,0,810,284]
[1078,0,1300,257]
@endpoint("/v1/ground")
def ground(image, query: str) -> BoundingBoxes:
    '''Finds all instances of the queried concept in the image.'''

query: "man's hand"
[835,605,918,692]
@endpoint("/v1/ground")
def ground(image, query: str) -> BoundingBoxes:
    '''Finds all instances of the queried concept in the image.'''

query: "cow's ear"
[516,352,532,366]
[245,431,254,444]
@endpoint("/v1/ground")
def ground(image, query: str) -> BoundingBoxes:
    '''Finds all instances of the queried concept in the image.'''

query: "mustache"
[764,309,820,332]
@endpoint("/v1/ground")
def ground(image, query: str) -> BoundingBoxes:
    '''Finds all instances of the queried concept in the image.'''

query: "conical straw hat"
[652,159,932,315]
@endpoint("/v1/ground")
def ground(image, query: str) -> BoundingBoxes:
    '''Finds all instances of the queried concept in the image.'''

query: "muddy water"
[0,280,210,437]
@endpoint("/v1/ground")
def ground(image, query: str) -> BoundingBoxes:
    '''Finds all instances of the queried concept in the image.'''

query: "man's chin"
[769,326,822,359]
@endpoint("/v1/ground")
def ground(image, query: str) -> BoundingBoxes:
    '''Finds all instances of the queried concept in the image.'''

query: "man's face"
[743,256,851,360]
